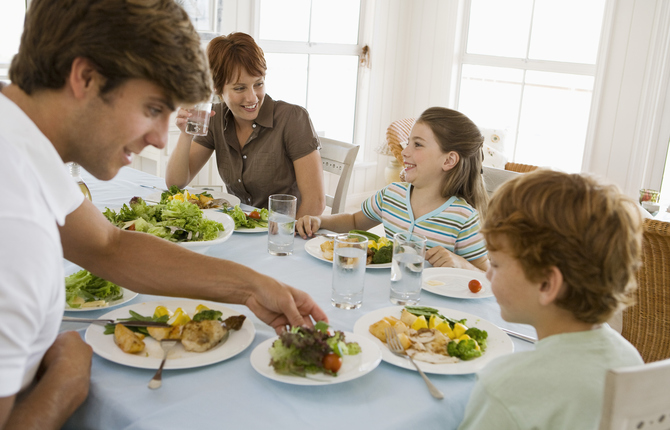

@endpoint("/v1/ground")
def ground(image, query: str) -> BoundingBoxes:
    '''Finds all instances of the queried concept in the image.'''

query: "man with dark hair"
[0,1,327,428]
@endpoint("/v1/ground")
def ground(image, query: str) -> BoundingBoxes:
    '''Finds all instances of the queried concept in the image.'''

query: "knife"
[62,316,171,328]
[499,327,537,343]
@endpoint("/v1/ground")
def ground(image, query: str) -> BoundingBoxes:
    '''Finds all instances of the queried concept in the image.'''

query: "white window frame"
[453,0,602,166]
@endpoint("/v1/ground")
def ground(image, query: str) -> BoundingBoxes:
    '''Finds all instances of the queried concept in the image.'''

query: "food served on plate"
[106,304,246,354]
[368,306,488,363]
[320,230,393,265]
[268,321,361,377]
[160,185,231,209]
[103,197,224,242]
[65,269,123,309]
[468,279,482,293]
[225,205,268,230]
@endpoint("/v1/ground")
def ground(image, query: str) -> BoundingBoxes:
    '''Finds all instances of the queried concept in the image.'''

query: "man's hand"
[245,279,328,334]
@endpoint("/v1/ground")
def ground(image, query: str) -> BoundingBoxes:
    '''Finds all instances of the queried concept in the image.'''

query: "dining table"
[61,166,536,430]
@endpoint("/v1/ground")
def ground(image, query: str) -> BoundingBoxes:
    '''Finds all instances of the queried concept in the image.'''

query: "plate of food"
[85,299,255,370]
[145,187,240,210]
[250,323,381,385]
[64,268,138,311]
[422,267,493,299]
[223,206,269,233]
[304,236,392,269]
[353,306,513,375]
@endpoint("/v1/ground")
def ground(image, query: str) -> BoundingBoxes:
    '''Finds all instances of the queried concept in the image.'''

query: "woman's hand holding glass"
[174,107,216,134]
[295,215,322,239]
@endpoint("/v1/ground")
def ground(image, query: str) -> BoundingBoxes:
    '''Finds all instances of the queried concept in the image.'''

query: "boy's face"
[71,79,174,180]
[486,237,542,325]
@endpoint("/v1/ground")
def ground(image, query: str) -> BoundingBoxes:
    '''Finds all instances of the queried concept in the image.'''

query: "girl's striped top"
[362,182,487,261]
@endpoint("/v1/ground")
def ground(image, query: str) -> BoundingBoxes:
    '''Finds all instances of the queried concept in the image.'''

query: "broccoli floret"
[447,339,482,361]
[192,309,223,321]
[372,244,393,264]
[465,327,488,351]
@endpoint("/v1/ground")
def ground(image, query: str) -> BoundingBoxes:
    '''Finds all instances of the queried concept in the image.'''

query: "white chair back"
[319,137,359,214]
[598,358,670,430]
[482,166,521,197]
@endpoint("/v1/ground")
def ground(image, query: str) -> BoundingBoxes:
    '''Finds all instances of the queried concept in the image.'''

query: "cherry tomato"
[322,353,342,373]
[468,279,482,293]
[248,210,261,220]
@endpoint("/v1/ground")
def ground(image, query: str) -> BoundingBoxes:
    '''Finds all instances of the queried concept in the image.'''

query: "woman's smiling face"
[401,121,451,187]
[221,68,266,126]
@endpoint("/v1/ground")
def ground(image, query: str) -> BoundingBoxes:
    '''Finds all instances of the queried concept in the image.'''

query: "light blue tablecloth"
[62,167,535,430]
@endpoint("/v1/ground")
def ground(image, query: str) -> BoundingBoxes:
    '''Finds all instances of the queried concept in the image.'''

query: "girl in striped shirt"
[296,107,489,272]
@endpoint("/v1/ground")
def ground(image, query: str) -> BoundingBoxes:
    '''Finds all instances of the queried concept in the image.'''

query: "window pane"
[467,0,533,58]
[264,53,308,108]
[259,0,310,42]
[311,0,360,44]
[458,65,523,154]
[0,0,25,64]
[529,0,606,64]
[307,55,358,142]
[516,71,595,172]
[179,0,215,32]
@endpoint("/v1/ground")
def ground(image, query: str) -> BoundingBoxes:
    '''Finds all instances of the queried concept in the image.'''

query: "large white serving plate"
[145,190,241,209]
[421,267,493,299]
[85,299,255,370]
[353,306,513,375]
[178,211,235,254]
[304,236,391,269]
[250,332,381,385]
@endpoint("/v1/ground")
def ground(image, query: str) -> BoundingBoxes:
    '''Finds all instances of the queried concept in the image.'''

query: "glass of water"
[185,100,212,136]
[389,231,427,305]
[267,194,297,256]
[331,233,368,309]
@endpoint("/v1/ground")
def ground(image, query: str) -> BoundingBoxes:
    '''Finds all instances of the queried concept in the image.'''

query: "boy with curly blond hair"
[459,170,644,430]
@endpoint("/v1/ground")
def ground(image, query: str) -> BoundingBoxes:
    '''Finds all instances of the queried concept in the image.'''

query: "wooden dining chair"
[320,137,359,214]
[622,218,670,363]
[598,358,670,430]
[386,118,416,167]
[504,161,539,173]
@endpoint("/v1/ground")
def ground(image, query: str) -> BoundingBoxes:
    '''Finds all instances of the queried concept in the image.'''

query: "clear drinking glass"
[389,231,427,305]
[185,100,213,136]
[331,233,368,309]
[267,194,297,256]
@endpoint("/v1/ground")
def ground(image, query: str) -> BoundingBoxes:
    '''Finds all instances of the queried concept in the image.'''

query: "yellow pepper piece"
[453,322,468,338]
[168,307,191,326]
[435,322,455,339]
[458,334,471,341]
[411,315,428,330]
[196,304,210,313]
[153,306,171,319]
[368,241,378,250]
[428,315,444,329]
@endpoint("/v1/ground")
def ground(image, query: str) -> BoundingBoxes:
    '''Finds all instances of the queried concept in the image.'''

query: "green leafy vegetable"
[447,338,482,361]
[349,229,380,242]
[65,270,123,309]
[102,310,169,335]
[226,205,269,229]
[465,327,488,352]
[371,244,393,264]
[192,309,223,322]
[404,306,467,328]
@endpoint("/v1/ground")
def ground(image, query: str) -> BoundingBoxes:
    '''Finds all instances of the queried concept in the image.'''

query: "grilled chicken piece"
[181,320,227,352]
[147,325,183,341]
[114,324,145,353]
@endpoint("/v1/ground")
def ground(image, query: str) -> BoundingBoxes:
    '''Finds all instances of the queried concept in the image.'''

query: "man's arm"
[1,332,92,430]
[59,200,328,332]
[294,150,326,218]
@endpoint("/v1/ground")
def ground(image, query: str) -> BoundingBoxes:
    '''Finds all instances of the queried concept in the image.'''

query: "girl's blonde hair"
[416,107,488,220]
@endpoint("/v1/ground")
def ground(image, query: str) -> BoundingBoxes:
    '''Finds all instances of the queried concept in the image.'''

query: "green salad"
[103,197,224,242]
[65,269,123,308]
[226,205,268,229]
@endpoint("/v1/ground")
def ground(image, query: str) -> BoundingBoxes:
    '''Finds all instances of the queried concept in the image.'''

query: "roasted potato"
[369,319,393,342]
[114,324,145,353]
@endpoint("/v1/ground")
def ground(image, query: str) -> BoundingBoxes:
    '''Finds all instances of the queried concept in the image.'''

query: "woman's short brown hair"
[207,32,267,96]
[10,0,211,104]
[482,169,642,324]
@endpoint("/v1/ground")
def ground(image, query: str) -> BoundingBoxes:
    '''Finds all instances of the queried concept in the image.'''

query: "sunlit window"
[456,0,606,172]
[0,0,26,83]
[258,0,362,143]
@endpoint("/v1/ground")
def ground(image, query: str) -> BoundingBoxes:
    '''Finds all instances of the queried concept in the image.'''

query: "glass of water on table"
[331,233,368,309]
[267,194,297,256]
[389,231,427,305]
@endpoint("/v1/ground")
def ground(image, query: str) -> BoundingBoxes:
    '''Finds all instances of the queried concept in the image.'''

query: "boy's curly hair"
[482,170,642,323]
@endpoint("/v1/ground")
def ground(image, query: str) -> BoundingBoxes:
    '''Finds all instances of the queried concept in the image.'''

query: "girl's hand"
[295,215,321,239]
[425,246,476,270]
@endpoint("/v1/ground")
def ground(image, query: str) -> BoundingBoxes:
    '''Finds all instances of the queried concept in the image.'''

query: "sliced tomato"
[322,353,342,373]
[248,210,261,220]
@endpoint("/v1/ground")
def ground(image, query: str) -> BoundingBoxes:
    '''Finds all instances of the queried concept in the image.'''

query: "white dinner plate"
[352,306,514,375]
[85,299,255,370]
[304,236,392,269]
[144,190,241,209]
[250,332,381,385]
[421,267,493,299]
[177,211,235,254]
[63,266,139,312]
[234,225,268,233]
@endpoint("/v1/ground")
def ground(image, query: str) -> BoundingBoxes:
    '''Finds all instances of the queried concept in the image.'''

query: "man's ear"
[538,266,564,306]
[68,57,100,99]
[442,151,460,171]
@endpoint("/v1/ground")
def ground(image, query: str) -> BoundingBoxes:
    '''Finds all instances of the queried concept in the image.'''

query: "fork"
[384,327,444,399]
[148,339,179,390]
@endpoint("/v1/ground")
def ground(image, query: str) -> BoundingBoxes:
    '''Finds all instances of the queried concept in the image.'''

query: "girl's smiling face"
[401,121,454,188]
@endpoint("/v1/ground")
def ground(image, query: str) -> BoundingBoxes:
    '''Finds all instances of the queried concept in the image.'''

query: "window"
[257,0,363,143]
[0,1,26,83]
[455,0,607,173]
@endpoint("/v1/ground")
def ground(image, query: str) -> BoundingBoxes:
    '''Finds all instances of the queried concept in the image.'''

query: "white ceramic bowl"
[178,211,235,254]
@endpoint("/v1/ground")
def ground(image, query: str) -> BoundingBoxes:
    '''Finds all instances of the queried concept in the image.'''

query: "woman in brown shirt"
[166,32,326,216]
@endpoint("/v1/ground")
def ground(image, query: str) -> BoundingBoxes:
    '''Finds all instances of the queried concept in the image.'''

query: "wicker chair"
[504,162,539,173]
[385,118,416,166]
[622,219,670,363]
